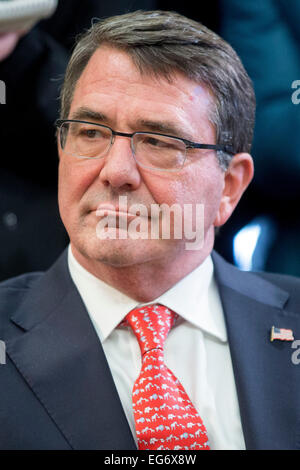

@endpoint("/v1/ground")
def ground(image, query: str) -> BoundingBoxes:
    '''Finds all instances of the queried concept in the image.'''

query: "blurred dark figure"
[215,0,300,276]
[0,0,153,281]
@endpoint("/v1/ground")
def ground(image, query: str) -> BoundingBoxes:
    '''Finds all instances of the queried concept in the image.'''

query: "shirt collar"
[68,245,227,343]
[154,256,227,342]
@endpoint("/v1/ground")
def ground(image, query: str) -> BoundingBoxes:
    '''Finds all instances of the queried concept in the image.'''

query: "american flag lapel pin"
[270,326,294,342]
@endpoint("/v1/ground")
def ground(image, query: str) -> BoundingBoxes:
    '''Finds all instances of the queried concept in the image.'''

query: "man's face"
[58,45,231,271]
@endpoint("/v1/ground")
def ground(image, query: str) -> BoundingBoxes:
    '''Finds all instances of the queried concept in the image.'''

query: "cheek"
[58,158,101,207]
[173,165,225,228]
[141,172,192,207]
[201,175,225,227]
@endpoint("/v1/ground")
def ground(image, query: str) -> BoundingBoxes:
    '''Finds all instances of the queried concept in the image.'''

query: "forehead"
[70,45,215,137]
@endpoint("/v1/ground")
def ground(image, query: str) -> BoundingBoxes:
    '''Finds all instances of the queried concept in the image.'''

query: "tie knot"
[125,304,177,357]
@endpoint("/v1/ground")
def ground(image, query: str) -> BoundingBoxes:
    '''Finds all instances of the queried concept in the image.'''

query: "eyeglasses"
[55,119,234,172]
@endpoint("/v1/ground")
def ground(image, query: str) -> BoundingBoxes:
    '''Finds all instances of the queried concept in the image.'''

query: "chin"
[76,233,176,269]
[95,238,158,267]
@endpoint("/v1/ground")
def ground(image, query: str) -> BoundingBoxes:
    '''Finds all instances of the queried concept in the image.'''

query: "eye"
[142,136,173,148]
[79,127,104,139]
[146,137,163,147]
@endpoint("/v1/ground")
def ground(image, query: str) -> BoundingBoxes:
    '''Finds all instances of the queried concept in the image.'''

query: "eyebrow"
[69,107,195,141]
[69,107,107,122]
[136,119,194,142]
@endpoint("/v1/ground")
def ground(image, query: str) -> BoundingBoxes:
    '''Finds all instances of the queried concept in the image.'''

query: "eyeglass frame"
[55,118,235,171]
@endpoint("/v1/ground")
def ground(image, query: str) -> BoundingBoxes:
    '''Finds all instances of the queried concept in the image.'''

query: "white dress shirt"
[68,245,246,450]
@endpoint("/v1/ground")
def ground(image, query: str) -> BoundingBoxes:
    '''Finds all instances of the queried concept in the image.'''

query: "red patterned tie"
[124,303,210,450]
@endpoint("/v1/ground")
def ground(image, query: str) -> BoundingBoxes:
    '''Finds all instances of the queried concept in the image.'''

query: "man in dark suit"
[0,10,299,450]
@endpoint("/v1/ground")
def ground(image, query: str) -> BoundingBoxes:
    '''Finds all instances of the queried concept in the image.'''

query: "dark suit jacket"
[0,249,299,450]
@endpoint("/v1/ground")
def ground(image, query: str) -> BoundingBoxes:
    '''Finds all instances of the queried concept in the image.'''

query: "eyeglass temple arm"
[186,142,235,155]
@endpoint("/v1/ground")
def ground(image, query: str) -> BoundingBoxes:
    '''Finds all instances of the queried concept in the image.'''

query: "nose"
[98,134,141,191]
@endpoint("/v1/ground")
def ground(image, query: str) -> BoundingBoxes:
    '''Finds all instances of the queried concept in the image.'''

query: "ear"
[214,152,254,227]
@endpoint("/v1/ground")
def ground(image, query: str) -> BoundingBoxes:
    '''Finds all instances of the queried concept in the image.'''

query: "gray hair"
[59,10,256,169]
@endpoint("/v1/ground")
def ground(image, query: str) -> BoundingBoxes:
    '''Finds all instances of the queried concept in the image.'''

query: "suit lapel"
[212,251,300,449]
[6,250,136,450]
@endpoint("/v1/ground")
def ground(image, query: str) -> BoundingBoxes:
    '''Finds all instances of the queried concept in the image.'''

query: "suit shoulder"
[0,272,43,327]
[212,251,300,311]
[254,270,300,293]
[252,270,300,311]
[0,271,43,291]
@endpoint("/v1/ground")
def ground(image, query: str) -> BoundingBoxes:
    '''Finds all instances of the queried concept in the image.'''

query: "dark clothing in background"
[215,0,300,276]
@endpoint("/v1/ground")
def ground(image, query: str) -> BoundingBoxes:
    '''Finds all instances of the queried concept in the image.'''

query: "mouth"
[90,200,162,235]
[95,202,152,220]
[95,203,140,222]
